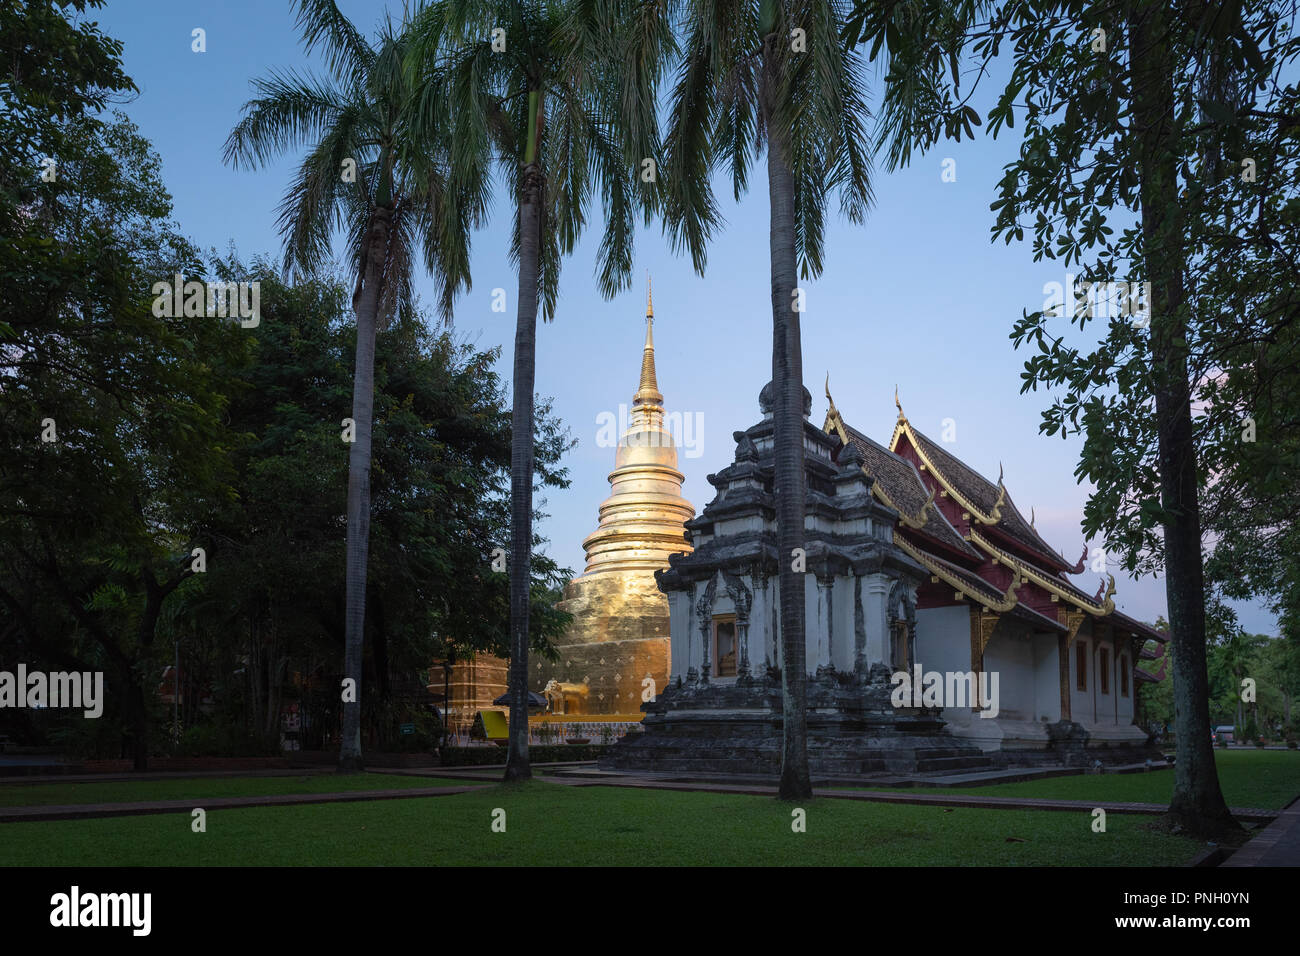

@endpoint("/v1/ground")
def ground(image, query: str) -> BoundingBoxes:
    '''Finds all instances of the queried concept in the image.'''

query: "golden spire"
[646,272,653,319]
[579,281,692,577]
[635,275,662,406]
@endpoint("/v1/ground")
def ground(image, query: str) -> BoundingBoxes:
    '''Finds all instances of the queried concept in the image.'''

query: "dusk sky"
[96,0,1277,635]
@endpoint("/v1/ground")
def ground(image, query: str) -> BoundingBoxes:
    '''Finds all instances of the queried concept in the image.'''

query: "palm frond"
[291,0,377,84]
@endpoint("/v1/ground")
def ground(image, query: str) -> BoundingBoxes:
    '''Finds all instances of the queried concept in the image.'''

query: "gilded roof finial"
[894,384,906,422]
[989,462,1006,522]
[825,372,837,415]
[1030,506,1035,528]
[634,275,663,407]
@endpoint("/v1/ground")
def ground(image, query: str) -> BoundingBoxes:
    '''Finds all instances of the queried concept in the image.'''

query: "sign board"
[478,710,509,740]
[399,722,415,735]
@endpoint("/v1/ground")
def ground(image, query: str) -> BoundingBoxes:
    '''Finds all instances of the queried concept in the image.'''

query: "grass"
[838,750,1300,810]
[0,780,1206,866]
[0,772,482,808]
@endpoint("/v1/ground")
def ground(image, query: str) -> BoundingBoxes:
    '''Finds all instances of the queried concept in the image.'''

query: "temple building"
[605,380,1166,775]
[530,284,695,716]
[823,386,1167,756]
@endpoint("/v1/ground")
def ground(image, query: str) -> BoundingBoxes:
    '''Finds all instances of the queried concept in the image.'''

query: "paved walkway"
[1221,799,1300,867]
[0,784,489,823]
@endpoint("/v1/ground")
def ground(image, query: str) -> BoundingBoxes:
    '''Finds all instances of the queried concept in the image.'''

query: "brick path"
[0,784,489,823]
[1220,799,1300,867]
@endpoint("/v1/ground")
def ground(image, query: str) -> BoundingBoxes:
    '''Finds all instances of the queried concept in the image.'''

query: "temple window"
[1076,641,1087,691]
[713,617,737,677]
[1099,647,1110,695]
[1120,655,1129,697]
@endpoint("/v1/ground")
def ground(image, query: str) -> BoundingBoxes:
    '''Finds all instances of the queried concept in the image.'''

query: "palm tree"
[657,0,872,799]
[223,0,469,772]
[406,0,658,781]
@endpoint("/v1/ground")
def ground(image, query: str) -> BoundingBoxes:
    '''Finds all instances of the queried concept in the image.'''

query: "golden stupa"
[531,280,695,715]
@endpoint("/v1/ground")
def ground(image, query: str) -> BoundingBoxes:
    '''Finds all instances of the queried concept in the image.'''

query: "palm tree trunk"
[504,160,543,783]
[1129,0,1235,834]
[339,205,391,773]
[763,40,811,800]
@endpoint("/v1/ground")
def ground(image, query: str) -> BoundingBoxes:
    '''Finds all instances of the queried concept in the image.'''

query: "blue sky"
[94,0,1278,634]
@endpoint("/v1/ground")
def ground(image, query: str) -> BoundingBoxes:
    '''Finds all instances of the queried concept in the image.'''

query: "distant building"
[430,655,508,737]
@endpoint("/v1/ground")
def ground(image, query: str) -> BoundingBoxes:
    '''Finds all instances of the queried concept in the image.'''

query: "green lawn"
[841,750,1300,810]
[0,772,481,808]
[0,780,1205,866]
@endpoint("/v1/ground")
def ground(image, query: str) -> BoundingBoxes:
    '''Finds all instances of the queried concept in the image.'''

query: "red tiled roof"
[838,422,979,561]
[906,426,1077,573]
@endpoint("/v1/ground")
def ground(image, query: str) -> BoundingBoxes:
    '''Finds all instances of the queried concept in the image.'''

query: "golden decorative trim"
[896,536,1018,613]
[972,529,1115,615]
[868,478,933,530]
[822,375,850,446]
[890,419,1004,524]
[820,386,936,533]
[1065,610,1086,646]
[975,609,1000,656]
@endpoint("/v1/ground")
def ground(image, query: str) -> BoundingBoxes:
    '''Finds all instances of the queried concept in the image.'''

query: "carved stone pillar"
[817,575,834,667]
[853,576,867,678]
[695,588,713,684]
[734,583,753,683]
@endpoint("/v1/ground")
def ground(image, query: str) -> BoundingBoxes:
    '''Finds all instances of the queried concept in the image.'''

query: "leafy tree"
[851,0,1299,836]
[0,0,135,221]
[161,263,574,753]
[406,0,654,781]
[223,0,470,771]
[0,113,245,769]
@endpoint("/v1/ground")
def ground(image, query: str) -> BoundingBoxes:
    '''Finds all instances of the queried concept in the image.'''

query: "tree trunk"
[762,40,811,800]
[339,204,392,773]
[504,161,543,783]
[1128,0,1236,835]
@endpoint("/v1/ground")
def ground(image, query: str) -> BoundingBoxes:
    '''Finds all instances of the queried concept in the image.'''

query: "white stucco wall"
[981,622,1037,722]
[915,605,970,675]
